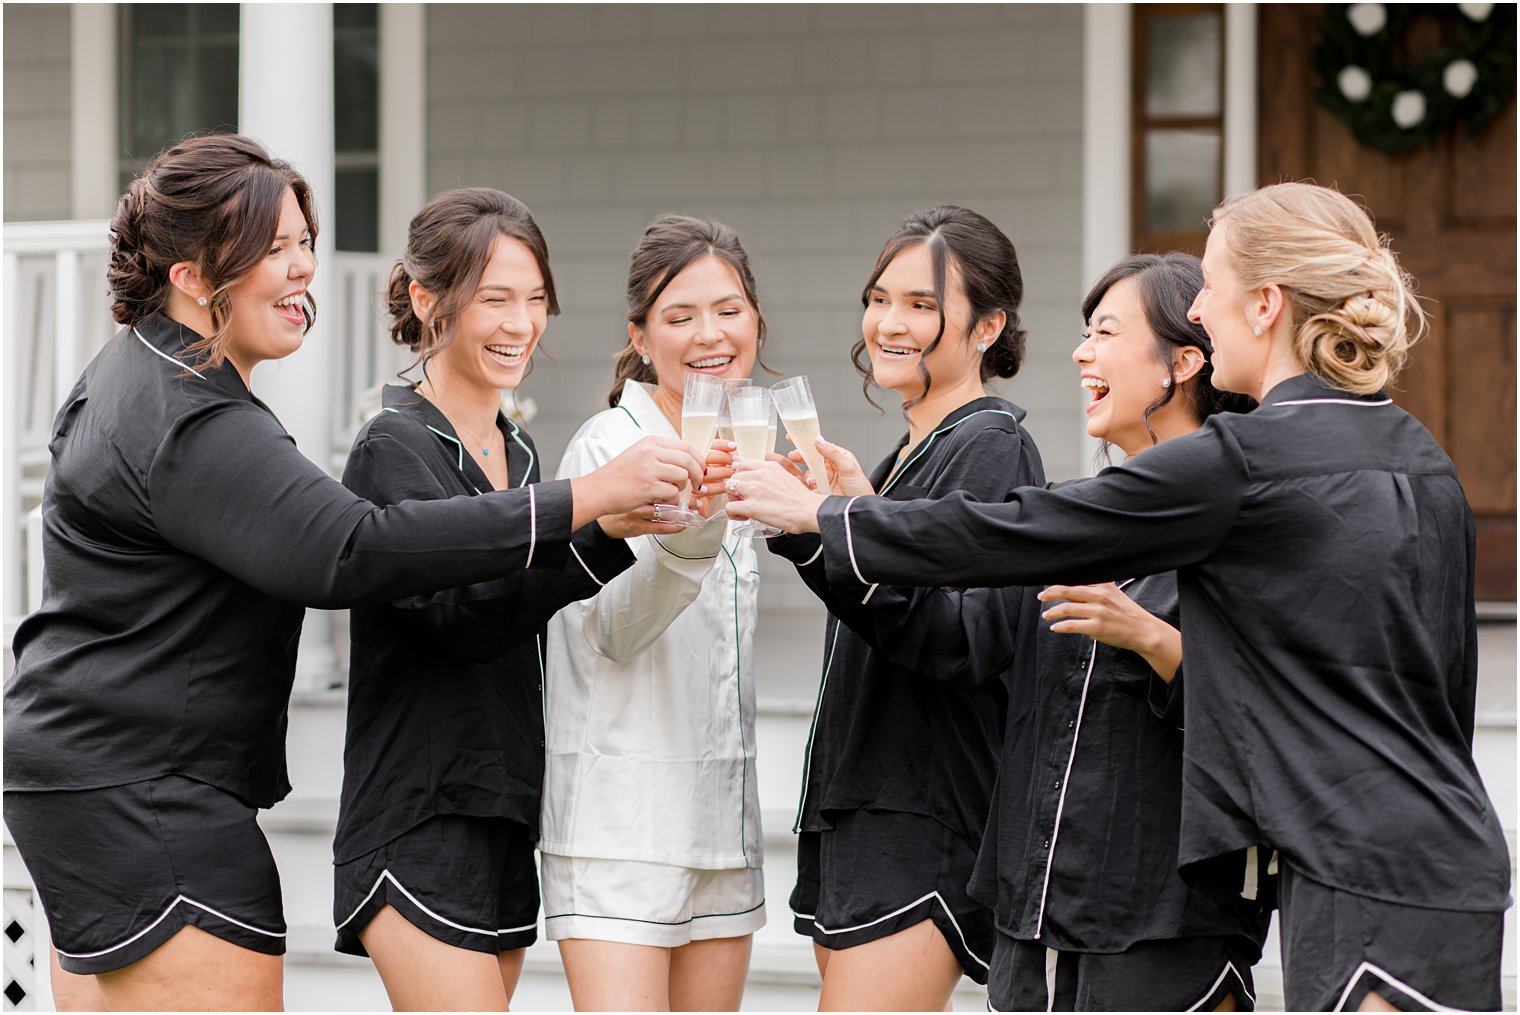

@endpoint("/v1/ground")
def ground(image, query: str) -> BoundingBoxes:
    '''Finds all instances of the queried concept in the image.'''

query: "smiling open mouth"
[687,356,733,370]
[1081,376,1110,403]
[879,345,920,358]
[486,344,527,365]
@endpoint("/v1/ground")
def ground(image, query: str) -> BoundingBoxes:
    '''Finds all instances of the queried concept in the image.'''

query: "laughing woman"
[728,183,1512,1012]
[542,215,768,1012]
[3,138,698,1012]
[769,205,1045,1011]
[331,188,649,1010]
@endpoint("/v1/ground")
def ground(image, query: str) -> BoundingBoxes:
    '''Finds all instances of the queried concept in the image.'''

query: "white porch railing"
[1,218,406,658]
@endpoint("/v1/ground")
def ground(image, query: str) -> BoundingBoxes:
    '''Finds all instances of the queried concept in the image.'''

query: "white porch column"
[379,3,427,255]
[1080,5,1131,476]
[70,4,117,219]
[240,3,339,689]
[1223,5,1259,199]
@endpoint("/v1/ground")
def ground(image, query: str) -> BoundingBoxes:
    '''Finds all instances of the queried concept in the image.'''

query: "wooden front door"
[1258,5,1517,601]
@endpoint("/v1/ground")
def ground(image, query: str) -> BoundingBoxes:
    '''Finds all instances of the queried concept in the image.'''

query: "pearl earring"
[1252,325,1263,336]
[975,342,987,353]
[197,297,208,307]
[1161,377,1172,389]
[640,354,650,365]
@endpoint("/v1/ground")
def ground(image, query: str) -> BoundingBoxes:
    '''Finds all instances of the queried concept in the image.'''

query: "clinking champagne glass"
[654,372,725,527]
[727,387,782,538]
[770,375,832,496]
[717,378,777,456]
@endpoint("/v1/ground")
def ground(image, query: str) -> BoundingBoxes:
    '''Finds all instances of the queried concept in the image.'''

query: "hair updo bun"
[1211,182,1425,395]
[106,133,318,371]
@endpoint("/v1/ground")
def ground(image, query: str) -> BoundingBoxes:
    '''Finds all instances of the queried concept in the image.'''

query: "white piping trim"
[1185,960,1256,1011]
[800,543,823,567]
[1241,844,1259,900]
[56,895,285,959]
[1274,397,1393,407]
[336,870,533,938]
[793,619,844,833]
[507,421,535,486]
[791,910,817,921]
[526,485,537,570]
[1044,946,1059,1012]
[134,329,206,379]
[425,424,467,471]
[1332,960,1465,1012]
[987,998,1001,1012]
[568,542,604,586]
[807,890,989,970]
[860,583,878,605]
[842,495,868,584]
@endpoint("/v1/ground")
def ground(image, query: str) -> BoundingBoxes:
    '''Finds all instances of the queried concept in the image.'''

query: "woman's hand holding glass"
[724,458,827,535]
[571,435,706,532]
[788,436,874,497]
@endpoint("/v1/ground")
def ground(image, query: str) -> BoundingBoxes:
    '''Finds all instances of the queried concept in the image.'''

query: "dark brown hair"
[1080,252,1257,458]
[854,205,1028,413]
[387,187,559,380]
[607,214,773,408]
[107,133,318,370]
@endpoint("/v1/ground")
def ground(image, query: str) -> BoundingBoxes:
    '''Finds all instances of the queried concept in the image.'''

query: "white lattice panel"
[2,890,38,1012]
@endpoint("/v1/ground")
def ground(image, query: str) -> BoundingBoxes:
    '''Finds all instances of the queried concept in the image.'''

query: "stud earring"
[975,342,987,353]
[1161,377,1172,389]
[640,354,650,365]
[1252,325,1263,336]
[197,297,208,307]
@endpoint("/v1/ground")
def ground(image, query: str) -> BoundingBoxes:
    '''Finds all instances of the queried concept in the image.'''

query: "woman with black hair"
[3,137,699,1011]
[768,205,1045,1010]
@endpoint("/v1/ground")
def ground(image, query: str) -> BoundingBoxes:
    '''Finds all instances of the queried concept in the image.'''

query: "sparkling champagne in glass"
[770,375,832,495]
[655,372,725,527]
[727,387,782,538]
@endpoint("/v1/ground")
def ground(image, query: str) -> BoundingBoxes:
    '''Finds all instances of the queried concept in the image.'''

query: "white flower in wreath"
[1338,65,1374,102]
[1391,90,1427,129]
[1346,3,1387,36]
[1459,3,1494,22]
[502,391,538,424]
[1443,58,1479,99]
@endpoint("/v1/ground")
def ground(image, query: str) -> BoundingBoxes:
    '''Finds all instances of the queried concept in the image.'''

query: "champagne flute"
[654,372,725,527]
[717,377,777,455]
[770,375,832,495]
[727,387,782,538]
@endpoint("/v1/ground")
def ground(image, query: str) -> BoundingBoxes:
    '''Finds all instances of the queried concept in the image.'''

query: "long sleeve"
[553,429,724,665]
[772,428,1037,686]
[342,431,635,662]
[819,420,1249,591]
[148,401,573,609]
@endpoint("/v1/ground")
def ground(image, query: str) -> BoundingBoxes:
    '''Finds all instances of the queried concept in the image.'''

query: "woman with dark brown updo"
[331,187,646,1010]
[2,136,700,1011]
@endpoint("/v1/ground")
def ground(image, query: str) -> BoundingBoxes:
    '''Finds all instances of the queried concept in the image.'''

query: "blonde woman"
[727,182,1510,1012]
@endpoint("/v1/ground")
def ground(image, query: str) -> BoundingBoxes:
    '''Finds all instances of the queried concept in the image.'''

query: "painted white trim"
[379,3,427,256]
[1332,960,1465,1013]
[70,4,117,219]
[134,329,206,379]
[337,869,532,938]
[841,496,868,584]
[1275,398,1394,408]
[1223,5,1259,200]
[1186,961,1256,1011]
[56,895,285,959]
[1081,5,1130,479]
[807,890,989,971]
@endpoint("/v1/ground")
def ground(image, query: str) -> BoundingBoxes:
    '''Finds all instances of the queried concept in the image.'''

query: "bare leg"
[817,919,961,1012]
[558,938,671,1011]
[94,924,282,1011]
[1215,991,1238,1011]
[1358,990,1402,1012]
[49,948,108,1012]
[359,905,510,1011]
[497,948,525,1008]
[813,942,831,978]
[668,935,752,1011]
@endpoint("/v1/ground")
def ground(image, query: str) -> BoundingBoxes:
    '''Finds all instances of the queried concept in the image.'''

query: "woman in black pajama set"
[771,206,1045,1010]
[2,137,699,1011]
[331,188,641,1009]
[983,254,1266,1012]
[729,183,1511,1012]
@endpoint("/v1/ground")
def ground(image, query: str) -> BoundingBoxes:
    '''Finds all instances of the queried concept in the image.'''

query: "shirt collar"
[136,310,253,400]
[1259,372,1389,407]
[379,383,520,490]
[614,379,678,437]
